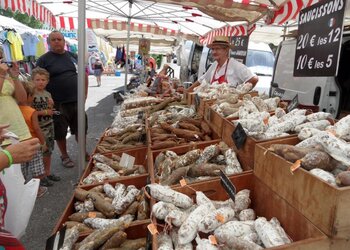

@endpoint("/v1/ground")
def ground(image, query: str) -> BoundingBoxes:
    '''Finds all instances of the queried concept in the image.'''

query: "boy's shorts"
[41,124,55,156]
[21,149,45,179]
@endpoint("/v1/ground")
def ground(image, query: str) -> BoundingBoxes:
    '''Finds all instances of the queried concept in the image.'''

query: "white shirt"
[198,58,255,87]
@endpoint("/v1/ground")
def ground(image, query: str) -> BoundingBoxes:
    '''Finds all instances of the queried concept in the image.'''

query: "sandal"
[47,174,61,182]
[37,186,48,198]
[40,177,53,187]
[61,156,75,168]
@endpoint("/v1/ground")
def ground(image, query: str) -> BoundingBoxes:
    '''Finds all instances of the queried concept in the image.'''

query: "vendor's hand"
[6,138,40,164]
[8,62,20,79]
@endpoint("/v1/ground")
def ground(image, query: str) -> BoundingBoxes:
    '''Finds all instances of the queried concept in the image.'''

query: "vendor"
[187,36,258,92]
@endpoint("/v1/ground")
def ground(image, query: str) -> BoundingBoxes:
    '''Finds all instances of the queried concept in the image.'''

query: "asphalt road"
[20,73,131,249]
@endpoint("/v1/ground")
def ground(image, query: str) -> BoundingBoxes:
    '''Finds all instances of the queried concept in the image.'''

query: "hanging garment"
[7,31,24,61]
[21,33,39,57]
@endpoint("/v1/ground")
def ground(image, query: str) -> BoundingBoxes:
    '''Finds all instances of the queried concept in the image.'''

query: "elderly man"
[187,36,258,91]
[36,31,89,168]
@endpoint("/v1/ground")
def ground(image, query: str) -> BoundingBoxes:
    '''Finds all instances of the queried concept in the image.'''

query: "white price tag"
[120,153,135,169]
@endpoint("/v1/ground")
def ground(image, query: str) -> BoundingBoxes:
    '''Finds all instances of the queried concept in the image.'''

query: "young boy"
[19,81,48,198]
[31,67,60,187]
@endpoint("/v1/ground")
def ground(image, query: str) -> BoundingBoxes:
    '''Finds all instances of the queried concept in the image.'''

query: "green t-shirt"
[32,90,53,129]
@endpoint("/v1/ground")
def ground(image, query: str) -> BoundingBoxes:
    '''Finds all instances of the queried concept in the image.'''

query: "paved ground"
[20,73,132,249]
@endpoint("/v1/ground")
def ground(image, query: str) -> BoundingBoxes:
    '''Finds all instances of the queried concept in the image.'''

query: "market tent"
[0,15,35,34]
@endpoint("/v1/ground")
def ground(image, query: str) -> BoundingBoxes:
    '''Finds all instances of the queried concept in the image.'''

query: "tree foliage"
[0,8,43,29]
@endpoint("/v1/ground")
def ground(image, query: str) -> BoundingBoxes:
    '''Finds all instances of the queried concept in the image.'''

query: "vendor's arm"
[186,80,200,92]
[186,62,216,93]
[246,75,259,88]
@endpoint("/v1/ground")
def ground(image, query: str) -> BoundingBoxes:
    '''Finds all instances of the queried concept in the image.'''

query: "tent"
[0,15,35,34]
[2,0,348,174]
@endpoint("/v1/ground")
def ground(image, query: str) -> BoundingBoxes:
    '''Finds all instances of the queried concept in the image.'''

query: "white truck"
[271,25,350,118]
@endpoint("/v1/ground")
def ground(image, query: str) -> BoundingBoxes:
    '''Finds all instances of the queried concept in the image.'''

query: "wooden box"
[152,172,329,249]
[148,140,252,186]
[53,175,150,237]
[147,119,220,151]
[79,146,148,187]
[255,136,350,238]
[197,98,216,116]
[222,118,297,169]
[204,106,225,137]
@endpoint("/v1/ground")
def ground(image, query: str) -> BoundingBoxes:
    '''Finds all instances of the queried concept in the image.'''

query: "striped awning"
[0,0,55,27]
[199,24,256,45]
[265,0,319,25]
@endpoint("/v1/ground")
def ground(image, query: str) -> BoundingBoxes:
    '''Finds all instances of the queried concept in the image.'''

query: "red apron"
[211,60,229,84]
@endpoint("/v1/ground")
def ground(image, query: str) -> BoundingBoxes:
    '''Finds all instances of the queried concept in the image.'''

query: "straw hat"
[207,36,234,49]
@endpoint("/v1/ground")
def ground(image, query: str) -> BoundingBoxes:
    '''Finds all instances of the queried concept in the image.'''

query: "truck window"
[246,50,275,68]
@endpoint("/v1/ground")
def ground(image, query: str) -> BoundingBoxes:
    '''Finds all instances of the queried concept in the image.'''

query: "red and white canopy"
[0,0,55,27]
[265,0,319,25]
[199,24,256,45]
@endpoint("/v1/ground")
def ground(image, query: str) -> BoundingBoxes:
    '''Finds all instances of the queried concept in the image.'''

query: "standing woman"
[93,59,104,87]
[0,48,32,145]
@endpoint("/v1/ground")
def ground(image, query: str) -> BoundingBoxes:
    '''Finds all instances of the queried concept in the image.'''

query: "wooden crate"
[198,98,216,116]
[221,118,297,169]
[204,106,225,137]
[79,146,148,187]
[152,172,329,249]
[62,220,150,248]
[148,140,252,186]
[53,175,150,237]
[148,119,221,151]
[254,136,350,238]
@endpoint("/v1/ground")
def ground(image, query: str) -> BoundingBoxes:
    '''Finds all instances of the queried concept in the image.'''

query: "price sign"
[294,0,346,76]
[46,226,66,250]
[287,94,299,112]
[231,123,247,150]
[271,87,285,98]
[230,36,249,64]
[220,170,236,202]
[138,111,144,120]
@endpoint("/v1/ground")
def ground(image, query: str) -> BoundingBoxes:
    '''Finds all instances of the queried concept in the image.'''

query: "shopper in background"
[0,49,32,146]
[19,81,48,197]
[31,67,60,185]
[187,36,258,92]
[93,58,104,87]
[36,30,89,168]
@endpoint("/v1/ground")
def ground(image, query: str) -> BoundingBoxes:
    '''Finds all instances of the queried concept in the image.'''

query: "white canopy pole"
[77,0,86,179]
[124,1,132,93]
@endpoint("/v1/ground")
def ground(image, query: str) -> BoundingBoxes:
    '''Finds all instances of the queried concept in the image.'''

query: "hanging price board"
[230,36,249,64]
[294,0,346,76]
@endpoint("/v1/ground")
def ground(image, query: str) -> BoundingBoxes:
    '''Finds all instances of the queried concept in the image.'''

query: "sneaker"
[47,174,61,182]
[40,177,53,187]
[37,186,48,198]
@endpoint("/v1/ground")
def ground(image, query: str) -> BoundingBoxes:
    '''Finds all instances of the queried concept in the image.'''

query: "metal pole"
[77,0,86,180]
[124,1,132,93]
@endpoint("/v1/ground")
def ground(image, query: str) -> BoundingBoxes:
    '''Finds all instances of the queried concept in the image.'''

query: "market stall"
[1,0,350,249]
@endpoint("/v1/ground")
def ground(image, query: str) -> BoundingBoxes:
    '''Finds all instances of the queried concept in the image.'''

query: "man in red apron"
[187,36,258,91]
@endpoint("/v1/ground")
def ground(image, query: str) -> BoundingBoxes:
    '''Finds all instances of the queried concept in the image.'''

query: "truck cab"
[271,26,350,118]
